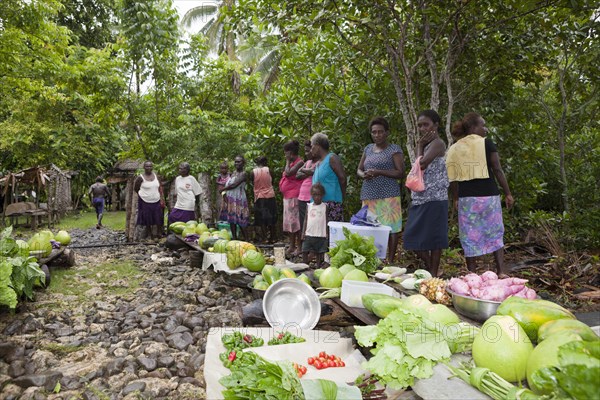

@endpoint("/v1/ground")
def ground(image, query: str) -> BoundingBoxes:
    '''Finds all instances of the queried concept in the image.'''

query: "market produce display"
[448,271,537,301]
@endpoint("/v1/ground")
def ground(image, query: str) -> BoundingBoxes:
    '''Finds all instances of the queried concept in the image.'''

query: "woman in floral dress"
[357,117,405,263]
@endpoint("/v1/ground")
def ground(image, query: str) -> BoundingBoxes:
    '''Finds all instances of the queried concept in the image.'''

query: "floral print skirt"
[362,196,402,233]
[283,197,301,233]
[458,195,504,257]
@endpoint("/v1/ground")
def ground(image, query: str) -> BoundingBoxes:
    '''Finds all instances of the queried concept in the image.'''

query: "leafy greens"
[328,227,380,274]
[0,227,46,310]
[354,307,478,389]
[531,340,600,399]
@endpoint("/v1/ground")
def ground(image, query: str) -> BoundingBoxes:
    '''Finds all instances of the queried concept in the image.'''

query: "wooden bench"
[3,202,51,229]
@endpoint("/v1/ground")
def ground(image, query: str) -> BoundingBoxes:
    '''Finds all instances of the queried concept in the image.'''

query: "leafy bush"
[0,227,46,310]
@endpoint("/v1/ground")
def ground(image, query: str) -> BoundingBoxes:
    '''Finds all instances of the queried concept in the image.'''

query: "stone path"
[1,228,253,399]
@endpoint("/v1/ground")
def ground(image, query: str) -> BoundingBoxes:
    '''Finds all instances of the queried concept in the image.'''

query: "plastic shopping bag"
[405,156,425,192]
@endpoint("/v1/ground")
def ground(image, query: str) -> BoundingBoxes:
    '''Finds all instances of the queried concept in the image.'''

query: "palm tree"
[179,0,281,92]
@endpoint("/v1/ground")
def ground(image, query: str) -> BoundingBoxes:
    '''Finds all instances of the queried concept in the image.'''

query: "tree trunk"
[125,177,138,242]
[197,172,214,225]
[557,66,569,213]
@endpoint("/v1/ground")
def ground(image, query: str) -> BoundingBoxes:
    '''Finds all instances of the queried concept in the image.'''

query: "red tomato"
[314,360,322,369]
[320,351,327,358]
[327,360,335,368]
[334,356,341,362]
[297,371,303,378]
[300,366,307,374]
[340,361,346,367]
[307,357,314,365]
[328,354,335,361]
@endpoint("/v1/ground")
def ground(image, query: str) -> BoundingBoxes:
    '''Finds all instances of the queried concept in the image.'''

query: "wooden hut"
[0,165,73,228]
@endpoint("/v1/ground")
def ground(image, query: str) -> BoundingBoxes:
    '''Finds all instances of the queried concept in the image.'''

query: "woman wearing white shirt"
[134,161,165,239]
[168,162,201,225]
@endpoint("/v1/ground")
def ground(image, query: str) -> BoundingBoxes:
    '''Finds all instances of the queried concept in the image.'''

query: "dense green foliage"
[0,0,597,247]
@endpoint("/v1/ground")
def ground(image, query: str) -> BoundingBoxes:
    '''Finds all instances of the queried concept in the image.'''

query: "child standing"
[301,183,328,267]
[216,161,230,220]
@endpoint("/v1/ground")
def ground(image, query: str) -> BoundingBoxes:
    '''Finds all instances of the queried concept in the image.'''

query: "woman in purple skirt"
[134,161,165,239]
[168,162,201,225]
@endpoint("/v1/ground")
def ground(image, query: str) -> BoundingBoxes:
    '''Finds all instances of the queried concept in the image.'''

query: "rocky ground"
[1,228,253,399]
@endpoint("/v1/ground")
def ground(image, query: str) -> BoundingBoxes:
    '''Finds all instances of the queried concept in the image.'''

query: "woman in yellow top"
[446,113,514,274]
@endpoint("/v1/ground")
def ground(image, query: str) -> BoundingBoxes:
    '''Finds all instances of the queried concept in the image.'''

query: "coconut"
[472,315,534,382]
[55,230,71,246]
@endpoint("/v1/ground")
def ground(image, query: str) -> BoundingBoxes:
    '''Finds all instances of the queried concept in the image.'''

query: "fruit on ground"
[472,315,534,382]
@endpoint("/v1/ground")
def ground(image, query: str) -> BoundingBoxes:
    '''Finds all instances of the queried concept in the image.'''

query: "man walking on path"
[89,176,111,229]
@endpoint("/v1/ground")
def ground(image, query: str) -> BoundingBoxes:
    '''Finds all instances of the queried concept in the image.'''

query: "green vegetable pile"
[329,227,380,274]
[0,227,46,310]
[531,340,599,399]
[268,331,306,346]
[219,351,305,400]
[354,307,478,389]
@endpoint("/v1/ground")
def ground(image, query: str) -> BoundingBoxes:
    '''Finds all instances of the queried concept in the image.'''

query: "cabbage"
[319,267,343,288]
[343,269,369,282]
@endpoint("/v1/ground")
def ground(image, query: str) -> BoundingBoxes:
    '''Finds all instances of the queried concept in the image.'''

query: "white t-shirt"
[305,203,327,237]
[174,175,201,211]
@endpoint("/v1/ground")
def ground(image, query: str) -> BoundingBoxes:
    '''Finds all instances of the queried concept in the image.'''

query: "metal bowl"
[262,278,321,330]
[447,289,500,322]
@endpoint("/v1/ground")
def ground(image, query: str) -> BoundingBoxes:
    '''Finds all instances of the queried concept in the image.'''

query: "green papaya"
[362,293,402,313]
[538,319,599,342]
[370,298,405,318]
[497,297,575,342]
[261,265,280,285]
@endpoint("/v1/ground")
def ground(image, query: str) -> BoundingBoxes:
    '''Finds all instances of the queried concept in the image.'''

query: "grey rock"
[104,358,126,377]
[81,389,101,400]
[0,343,24,363]
[183,316,204,329]
[168,332,194,350]
[188,353,205,370]
[122,381,146,396]
[146,368,172,379]
[1,383,23,400]
[179,377,201,386]
[12,370,63,391]
[3,320,23,335]
[21,316,42,333]
[157,355,175,368]
[137,356,157,372]
[171,325,191,334]
[8,360,26,377]
[60,375,82,390]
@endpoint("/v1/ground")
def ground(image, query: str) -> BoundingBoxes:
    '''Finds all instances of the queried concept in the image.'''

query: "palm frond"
[180,4,219,30]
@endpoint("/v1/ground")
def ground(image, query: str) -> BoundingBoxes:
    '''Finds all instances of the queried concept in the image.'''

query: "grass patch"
[41,343,84,357]
[56,210,127,231]
[48,260,143,299]
[11,210,127,239]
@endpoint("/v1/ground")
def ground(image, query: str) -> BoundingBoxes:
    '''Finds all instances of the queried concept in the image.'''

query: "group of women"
[358,111,512,275]
[215,134,347,256]
[132,110,512,275]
